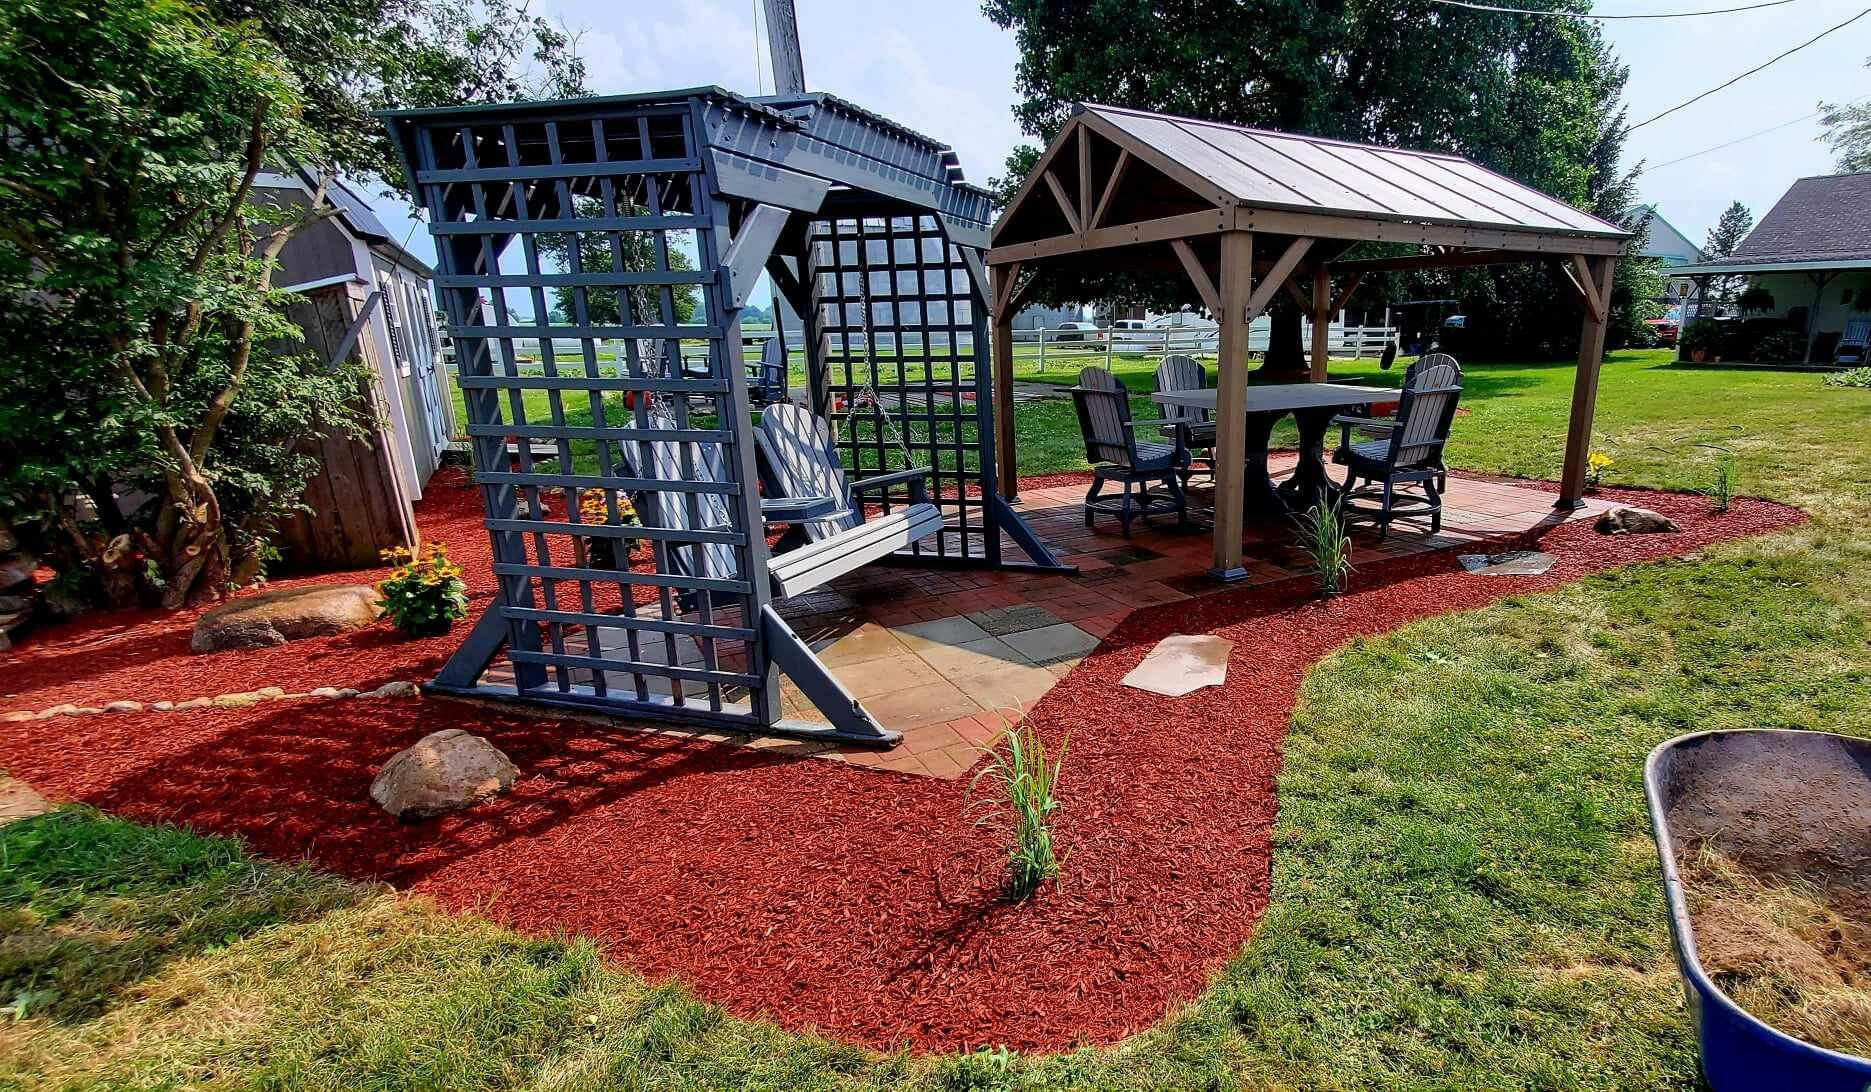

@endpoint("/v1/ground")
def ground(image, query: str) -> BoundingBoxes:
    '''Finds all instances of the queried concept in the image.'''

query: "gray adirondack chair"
[1071,366,1189,534]
[755,403,945,598]
[1836,318,1870,365]
[1154,354,1216,483]
[1331,357,1463,538]
[625,405,742,591]
[1346,353,1460,490]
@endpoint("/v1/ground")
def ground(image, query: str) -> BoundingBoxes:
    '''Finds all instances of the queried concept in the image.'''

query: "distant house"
[1671,173,1871,363]
[1635,205,1706,307]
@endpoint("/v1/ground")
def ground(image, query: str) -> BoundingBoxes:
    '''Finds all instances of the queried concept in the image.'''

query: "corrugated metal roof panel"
[1082,104,1627,239]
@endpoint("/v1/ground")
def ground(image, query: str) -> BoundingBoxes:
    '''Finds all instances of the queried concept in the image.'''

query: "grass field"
[8,350,1871,1088]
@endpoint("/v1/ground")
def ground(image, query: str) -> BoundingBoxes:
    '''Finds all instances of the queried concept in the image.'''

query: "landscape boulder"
[190,584,380,652]
[370,729,517,820]
[1595,506,1681,536]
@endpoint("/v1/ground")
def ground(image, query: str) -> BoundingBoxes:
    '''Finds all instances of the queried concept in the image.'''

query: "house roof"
[1073,103,1627,240]
[1672,173,1871,274]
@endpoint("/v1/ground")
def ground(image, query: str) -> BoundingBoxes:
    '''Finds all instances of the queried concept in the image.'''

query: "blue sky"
[370,0,1871,265]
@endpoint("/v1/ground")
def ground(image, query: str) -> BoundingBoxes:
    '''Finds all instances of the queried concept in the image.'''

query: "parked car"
[1051,321,1104,342]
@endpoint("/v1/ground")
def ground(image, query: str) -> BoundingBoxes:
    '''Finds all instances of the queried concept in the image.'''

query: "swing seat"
[756,404,943,597]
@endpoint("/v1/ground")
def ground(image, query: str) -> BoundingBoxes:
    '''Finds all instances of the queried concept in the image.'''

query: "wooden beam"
[1170,239,1222,316]
[987,208,1231,264]
[1309,264,1330,382]
[1076,126,1092,233]
[1088,149,1130,230]
[1330,272,1364,314]
[1281,278,1309,308]
[1235,206,1627,256]
[991,268,1019,500]
[1043,170,1082,234]
[1330,249,1522,274]
[1568,254,1608,323]
[1242,237,1314,322]
[1210,231,1254,581]
[721,203,791,309]
[1558,254,1616,508]
[1555,260,1598,321]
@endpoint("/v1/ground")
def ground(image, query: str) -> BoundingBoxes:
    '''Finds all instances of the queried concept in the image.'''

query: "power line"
[1629,5,1871,130]
[1427,0,1802,18]
[1638,95,1869,173]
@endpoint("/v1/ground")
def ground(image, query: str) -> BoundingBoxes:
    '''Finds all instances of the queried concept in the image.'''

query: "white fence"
[1012,321,1397,370]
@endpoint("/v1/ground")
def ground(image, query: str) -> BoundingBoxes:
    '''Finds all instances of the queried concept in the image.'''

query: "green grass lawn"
[8,350,1871,1088]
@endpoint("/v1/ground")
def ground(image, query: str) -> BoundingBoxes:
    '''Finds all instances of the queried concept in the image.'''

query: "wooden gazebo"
[987,104,1633,578]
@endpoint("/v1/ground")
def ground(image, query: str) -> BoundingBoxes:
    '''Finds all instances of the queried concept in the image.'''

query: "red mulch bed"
[0,476,1803,1053]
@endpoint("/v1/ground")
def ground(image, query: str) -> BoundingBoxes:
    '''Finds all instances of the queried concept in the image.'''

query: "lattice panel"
[409,105,774,725]
[807,215,993,561]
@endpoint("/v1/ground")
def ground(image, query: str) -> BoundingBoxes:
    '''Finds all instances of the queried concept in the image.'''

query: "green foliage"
[1737,285,1777,314]
[376,543,469,636]
[1680,318,1722,355]
[1821,60,1871,172]
[969,718,1067,899]
[536,197,698,328]
[1749,328,1807,363]
[1700,444,1738,512]
[1824,366,1871,388]
[1704,201,1755,309]
[982,1,1646,357]
[1298,501,1354,597]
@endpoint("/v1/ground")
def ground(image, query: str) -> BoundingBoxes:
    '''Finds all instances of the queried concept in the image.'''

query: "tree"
[0,0,587,608]
[1703,200,1754,311]
[1821,61,1871,172]
[982,0,1644,359]
[537,198,698,330]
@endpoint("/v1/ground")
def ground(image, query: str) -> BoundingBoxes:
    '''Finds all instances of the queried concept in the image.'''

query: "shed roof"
[1670,173,1871,275]
[1074,104,1627,239]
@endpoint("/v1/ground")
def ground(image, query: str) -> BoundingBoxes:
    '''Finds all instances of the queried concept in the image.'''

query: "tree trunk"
[1258,296,1309,380]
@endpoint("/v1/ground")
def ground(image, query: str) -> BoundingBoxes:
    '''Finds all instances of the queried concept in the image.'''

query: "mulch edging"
[0,479,1804,1053]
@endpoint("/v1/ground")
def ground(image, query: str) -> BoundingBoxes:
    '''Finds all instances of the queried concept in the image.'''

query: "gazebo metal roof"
[1078,105,1627,240]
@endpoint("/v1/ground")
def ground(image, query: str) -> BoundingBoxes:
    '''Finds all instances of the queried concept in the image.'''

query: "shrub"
[970,718,1067,899]
[1824,367,1871,388]
[1749,329,1809,363]
[1298,502,1354,597]
[1680,318,1722,357]
[1737,285,1777,314]
[377,544,469,637]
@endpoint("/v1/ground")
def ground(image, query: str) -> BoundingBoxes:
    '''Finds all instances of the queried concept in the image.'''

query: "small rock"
[151,701,174,712]
[37,703,80,719]
[174,697,213,711]
[1595,506,1681,535]
[0,775,51,825]
[310,687,343,699]
[0,553,37,591]
[370,729,517,820]
[254,686,287,700]
[2,710,34,723]
[366,680,420,699]
[336,688,360,698]
[212,692,262,709]
[103,700,144,714]
[190,584,381,653]
[70,707,102,716]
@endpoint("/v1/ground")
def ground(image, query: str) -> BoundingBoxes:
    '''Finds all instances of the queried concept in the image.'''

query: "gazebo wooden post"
[1309,265,1332,381]
[1559,253,1616,508]
[990,262,1025,500]
[1210,230,1255,579]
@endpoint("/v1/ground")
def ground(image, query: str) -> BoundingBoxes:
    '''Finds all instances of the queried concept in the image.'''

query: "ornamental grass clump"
[1701,444,1738,513]
[970,718,1067,900]
[377,544,468,637]
[1298,501,1354,597]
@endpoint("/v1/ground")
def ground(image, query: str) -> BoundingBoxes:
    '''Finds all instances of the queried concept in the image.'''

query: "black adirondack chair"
[1330,356,1463,538]
[1071,366,1189,534]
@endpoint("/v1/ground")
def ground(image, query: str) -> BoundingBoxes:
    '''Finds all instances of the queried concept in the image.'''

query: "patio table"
[1152,382,1396,518]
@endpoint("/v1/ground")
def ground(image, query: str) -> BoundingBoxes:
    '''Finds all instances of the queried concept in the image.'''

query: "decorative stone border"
[0,680,420,723]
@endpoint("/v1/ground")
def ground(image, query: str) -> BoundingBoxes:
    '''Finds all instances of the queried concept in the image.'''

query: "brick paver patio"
[486,459,1609,777]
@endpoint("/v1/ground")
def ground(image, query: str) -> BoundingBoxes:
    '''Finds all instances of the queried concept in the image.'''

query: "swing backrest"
[625,404,741,584]
[757,403,861,540]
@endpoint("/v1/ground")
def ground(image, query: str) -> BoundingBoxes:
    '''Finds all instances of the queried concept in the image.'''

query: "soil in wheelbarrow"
[1667,732,1871,1055]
